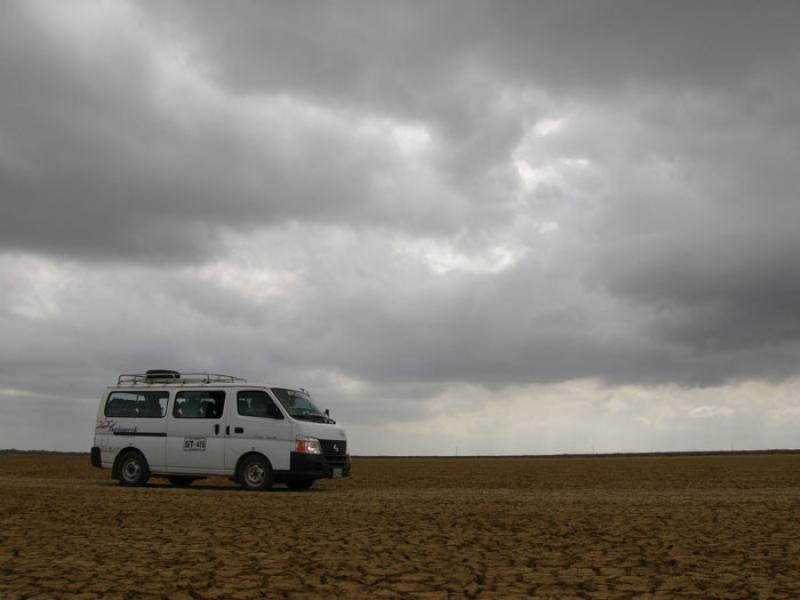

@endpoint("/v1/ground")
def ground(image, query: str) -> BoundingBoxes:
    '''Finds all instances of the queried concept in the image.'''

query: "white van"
[90,370,351,490]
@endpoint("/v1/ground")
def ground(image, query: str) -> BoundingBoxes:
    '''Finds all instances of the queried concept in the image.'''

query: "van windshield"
[271,388,334,424]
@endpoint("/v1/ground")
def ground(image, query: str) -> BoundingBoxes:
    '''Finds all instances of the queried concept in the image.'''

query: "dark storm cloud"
[2,0,798,262]
[0,4,361,263]
[1,0,800,452]
[148,1,800,169]
[0,2,493,263]
[594,224,800,353]
[150,1,800,101]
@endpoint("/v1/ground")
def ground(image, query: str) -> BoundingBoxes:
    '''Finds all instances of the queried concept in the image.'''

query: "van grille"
[320,439,347,457]
[320,440,347,468]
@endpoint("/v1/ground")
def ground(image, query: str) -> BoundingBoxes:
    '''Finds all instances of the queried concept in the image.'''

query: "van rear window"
[105,391,168,418]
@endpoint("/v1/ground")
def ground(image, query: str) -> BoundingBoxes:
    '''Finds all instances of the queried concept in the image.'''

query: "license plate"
[332,468,343,478]
[183,437,207,451]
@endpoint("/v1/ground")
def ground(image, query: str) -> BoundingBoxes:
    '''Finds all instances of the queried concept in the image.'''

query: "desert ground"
[2,453,800,599]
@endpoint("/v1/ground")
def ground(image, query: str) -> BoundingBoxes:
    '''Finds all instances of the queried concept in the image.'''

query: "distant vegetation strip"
[355,450,800,459]
[0,449,88,456]
[2,448,799,458]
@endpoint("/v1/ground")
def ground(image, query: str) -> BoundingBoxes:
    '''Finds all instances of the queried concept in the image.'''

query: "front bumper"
[289,452,352,479]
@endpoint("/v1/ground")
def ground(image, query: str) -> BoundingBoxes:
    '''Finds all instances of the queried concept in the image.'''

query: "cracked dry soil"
[2,453,800,599]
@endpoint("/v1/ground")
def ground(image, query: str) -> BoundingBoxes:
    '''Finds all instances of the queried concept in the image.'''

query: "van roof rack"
[117,370,247,385]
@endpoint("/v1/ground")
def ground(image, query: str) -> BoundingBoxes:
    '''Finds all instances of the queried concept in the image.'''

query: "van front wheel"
[239,455,272,491]
[118,451,150,487]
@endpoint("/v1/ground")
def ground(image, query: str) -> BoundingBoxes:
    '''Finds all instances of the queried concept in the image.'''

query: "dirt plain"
[2,453,800,599]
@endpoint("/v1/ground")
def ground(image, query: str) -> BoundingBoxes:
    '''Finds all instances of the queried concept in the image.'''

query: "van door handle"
[225,425,230,435]
[214,424,220,435]
[235,427,244,434]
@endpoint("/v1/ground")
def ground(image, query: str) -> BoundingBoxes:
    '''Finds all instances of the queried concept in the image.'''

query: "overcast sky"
[2,0,800,454]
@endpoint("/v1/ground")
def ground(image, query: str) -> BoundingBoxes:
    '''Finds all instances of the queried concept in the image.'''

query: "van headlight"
[295,436,322,454]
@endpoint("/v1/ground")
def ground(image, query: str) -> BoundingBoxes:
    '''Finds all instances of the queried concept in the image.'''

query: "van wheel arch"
[112,447,142,479]
[236,452,273,491]
[115,449,150,486]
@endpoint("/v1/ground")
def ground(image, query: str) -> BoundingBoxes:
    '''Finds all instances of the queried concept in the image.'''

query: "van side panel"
[225,388,294,471]
[225,416,294,471]
[94,389,133,469]
[95,389,169,471]
[126,404,168,472]
[165,388,227,475]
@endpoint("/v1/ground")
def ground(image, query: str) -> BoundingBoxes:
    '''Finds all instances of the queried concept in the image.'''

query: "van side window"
[105,391,168,418]
[237,390,284,419]
[174,391,225,419]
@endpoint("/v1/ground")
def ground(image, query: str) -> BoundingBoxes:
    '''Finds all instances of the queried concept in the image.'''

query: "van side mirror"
[325,409,330,417]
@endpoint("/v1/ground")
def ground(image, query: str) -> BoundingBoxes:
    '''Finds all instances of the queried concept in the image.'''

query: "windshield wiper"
[292,412,326,422]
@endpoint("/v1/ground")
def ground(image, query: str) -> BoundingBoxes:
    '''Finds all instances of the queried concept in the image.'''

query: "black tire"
[286,478,315,491]
[238,455,272,491]
[167,476,194,487]
[118,451,150,487]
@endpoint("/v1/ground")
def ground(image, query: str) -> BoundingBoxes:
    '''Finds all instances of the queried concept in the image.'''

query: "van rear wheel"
[239,455,272,491]
[167,476,194,487]
[118,451,149,487]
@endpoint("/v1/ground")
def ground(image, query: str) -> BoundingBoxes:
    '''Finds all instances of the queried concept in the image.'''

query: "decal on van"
[183,437,207,451]
[98,440,124,453]
[96,418,137,434]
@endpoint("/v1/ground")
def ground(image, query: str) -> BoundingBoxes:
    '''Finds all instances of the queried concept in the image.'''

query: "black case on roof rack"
[146,369,181,380]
